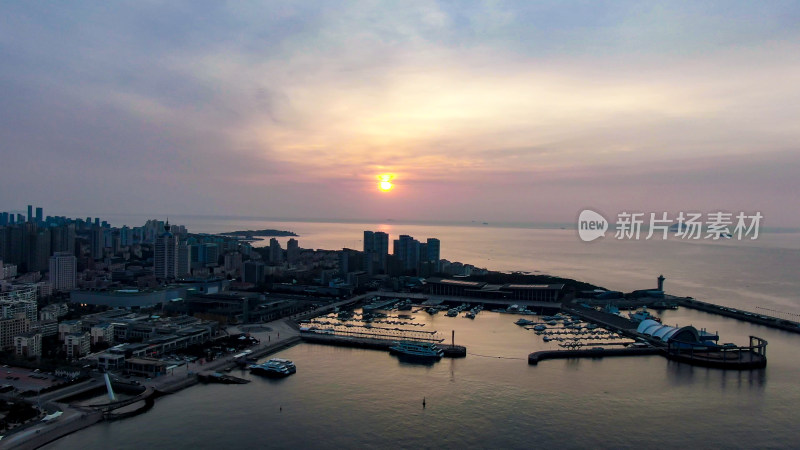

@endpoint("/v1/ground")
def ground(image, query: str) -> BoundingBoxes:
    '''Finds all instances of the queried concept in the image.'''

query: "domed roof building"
[636,319,717,347]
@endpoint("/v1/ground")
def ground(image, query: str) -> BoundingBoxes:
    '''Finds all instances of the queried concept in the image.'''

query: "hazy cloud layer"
[1,1,799,225]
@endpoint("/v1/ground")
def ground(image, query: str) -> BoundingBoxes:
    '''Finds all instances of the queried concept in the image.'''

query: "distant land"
[218,229,298,239]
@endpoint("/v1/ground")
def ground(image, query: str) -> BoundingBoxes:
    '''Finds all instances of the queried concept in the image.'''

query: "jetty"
[300,332,466,357]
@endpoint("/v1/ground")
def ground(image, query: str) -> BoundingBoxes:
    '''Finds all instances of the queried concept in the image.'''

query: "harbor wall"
[528,347,663,365]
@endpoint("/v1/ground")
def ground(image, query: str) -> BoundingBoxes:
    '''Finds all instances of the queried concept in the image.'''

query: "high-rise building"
[394,235,420,271]
[363,231,389,274]
[176,242,191,277]
[50,224,76,255]
[286,238,300,265]
[243,261,265,284]
[120,226,132,246]
[21,224,50,272]
[90,227,104,260]
[49,251,77,291]
[224,251,243,274]
[154,222,178,280]
[269,238,283,263]
[426,238,440,263]
[197,243,219,266]
[27,205,33,223]
[35,207,43,224]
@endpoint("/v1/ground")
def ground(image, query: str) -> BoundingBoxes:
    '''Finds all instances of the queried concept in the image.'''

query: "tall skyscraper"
[426,238,440,263]
[27,205,33,223]
[363,231,389,274]
[269,238,283,263]
[154,222,178,280]
[287,238,300,264]
[120,226,132,246]
[50,224,76,255]
[394,235,420,271]
[35,207,43,224]
[49,251,77,291]
[21,223,50,272]
[90,227,104,260]
[176,242,191,277]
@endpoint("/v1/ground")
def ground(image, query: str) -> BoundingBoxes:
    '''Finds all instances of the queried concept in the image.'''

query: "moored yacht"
[249,358,296,377]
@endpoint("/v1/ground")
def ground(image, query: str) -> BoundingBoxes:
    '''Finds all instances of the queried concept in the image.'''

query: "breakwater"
[528,347,663,365]
[677,298,800,334]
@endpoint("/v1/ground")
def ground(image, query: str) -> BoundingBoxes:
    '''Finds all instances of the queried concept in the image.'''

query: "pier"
[300,332,466,357]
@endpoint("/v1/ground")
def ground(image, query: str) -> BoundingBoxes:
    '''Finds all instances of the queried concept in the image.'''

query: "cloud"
[1,1,799,225]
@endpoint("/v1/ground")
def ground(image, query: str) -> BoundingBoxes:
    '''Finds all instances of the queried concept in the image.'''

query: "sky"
[1,1,799,226]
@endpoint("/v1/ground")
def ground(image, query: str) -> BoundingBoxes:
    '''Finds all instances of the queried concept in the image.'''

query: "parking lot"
[0,366,61,394]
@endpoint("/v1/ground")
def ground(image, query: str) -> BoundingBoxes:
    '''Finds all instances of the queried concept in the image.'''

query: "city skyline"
[2,2,799,226]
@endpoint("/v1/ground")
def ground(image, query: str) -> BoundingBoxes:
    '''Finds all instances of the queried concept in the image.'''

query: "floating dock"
[197,372,250,384]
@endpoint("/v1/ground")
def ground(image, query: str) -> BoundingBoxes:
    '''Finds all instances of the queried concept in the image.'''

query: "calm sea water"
[48,218,800,448]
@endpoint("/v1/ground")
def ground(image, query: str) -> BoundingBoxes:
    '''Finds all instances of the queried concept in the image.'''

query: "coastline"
[1,320,301,449]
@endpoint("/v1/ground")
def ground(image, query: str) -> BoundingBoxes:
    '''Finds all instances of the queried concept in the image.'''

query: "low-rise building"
[0,317,30,350]
[39,303,69,321]
[90,323,115,346]
[125,357,167,378]
[31,319,58,337]
[64,332,90,359]
[59,320,83,340]
[14,331,42,358]
[97,352,126,372]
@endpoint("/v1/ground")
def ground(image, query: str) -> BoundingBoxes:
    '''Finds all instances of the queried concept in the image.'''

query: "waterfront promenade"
[0,319,301,449]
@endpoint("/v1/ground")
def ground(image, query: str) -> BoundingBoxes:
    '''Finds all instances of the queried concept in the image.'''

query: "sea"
[47,217,800,449]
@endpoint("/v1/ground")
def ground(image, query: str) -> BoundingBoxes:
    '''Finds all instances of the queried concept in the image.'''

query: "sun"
[377,174,394,192]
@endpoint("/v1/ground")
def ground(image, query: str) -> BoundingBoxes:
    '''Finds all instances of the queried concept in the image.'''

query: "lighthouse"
[657,274,665,291]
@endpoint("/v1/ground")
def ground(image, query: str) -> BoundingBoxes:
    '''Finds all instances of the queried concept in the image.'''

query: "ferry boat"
[249,358,296,377]
[629,307,661,323]
[389,341,444,361]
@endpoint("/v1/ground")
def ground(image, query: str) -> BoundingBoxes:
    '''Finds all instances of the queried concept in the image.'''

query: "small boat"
[515,318,535,326]
[465,312,476,319]
[533,324,547,331]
